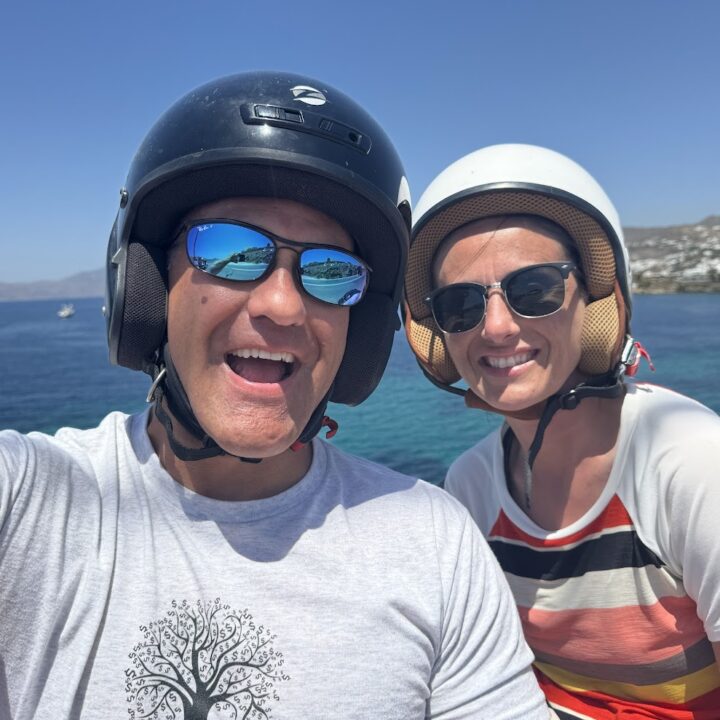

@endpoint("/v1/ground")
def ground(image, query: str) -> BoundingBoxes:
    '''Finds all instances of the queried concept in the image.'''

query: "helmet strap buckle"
[620,336,655,377]
[290,416,339,452]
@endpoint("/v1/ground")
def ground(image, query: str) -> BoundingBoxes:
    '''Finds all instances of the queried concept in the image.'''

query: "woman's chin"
[474,383,552,415]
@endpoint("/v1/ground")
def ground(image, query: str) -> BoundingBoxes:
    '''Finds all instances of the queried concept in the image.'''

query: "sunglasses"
[426,261,577,334]
[183,219,371,307]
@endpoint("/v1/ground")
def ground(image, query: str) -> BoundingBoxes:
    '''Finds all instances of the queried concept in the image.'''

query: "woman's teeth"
[484,352,533,369]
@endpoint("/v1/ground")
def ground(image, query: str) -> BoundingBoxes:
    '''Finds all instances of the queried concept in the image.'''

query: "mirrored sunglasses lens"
[433,285,486,333]
[507,266,565,316]
[186,223,274,281]
[299,248,368,306]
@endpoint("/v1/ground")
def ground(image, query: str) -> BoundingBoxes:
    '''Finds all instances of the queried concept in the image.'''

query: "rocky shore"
[626,215,720,294]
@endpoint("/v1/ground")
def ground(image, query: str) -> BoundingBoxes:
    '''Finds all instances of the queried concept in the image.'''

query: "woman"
[404,144,720,719]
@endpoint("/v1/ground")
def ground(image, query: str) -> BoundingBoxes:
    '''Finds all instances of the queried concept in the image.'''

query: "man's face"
[166,197,352,458]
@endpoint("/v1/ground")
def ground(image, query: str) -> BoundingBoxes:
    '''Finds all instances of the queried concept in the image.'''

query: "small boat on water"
[57,303,75,319]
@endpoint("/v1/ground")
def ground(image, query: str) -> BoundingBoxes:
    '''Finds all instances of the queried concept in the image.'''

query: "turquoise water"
[0,295,718,485]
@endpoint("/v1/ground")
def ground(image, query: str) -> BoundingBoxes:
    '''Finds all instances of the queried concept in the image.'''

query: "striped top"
[446,383,720,719]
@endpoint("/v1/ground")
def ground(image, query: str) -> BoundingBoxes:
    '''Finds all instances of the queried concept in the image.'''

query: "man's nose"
[245,250,307,326]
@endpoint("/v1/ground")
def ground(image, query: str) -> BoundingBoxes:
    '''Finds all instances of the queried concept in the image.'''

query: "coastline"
[2,290,719,303]
[633,283,720,295]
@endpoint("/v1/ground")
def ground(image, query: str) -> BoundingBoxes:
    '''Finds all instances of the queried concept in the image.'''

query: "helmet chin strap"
[465,368,626,468]
[524,374,625,469]
[523,336,652,469]
[460,333,650,511]
[464,331,647,469]
[147,344,334,463]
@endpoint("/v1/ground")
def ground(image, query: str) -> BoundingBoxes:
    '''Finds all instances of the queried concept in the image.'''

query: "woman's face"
[433,217,587,413]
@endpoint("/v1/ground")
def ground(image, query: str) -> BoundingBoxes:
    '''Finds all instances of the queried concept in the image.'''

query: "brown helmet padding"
[404,190,626,386]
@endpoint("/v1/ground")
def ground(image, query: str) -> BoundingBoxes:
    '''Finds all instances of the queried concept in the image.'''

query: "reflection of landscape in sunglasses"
[196,245,365,280]
[191,244,366,305]
[302,258,364,279]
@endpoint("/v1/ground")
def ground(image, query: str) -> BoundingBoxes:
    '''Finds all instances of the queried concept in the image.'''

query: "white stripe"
[507,564,686,611]
[488,523,632,552]
[548,701,597,720]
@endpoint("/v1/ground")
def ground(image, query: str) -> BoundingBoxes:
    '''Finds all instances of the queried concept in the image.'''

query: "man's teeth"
[228,349,296,363]
[485,352,533,369]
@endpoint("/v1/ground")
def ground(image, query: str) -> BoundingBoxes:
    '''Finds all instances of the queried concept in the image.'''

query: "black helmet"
[106,71,411,410]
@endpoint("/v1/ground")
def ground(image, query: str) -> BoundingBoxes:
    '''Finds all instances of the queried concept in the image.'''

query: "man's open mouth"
[226,349,296,383]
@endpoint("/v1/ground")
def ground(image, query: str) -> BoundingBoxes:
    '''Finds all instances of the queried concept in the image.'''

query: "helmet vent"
[253,104,304,124]
[240,103,371,153]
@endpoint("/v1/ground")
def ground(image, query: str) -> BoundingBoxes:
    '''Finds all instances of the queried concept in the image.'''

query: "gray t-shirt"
[0,410,547,719]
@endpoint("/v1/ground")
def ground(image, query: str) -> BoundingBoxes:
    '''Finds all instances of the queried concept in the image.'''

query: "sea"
[0,294,718,486]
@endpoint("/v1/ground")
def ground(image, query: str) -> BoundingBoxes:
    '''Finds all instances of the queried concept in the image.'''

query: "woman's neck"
[505,392,624,530]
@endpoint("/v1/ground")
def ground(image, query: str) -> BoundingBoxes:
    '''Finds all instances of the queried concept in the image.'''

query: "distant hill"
[1,216,718,300]
[0,269,105,302]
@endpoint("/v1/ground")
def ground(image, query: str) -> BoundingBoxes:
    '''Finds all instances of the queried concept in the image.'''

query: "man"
[0,73,549,718]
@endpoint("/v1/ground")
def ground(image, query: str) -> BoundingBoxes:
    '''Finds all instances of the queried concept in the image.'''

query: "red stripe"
[521,596,706,664]
[489,495,632,548]
[538,670,720,720]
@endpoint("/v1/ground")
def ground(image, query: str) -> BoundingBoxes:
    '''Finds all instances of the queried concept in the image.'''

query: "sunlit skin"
[433,217,624,530]
[147,198,352,501]
[434,217,588,414]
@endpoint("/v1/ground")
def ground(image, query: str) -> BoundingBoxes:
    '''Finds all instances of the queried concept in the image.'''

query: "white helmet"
[404,143,632,390]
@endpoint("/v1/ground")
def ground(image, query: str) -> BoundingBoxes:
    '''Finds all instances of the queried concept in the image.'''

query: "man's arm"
[428,504,550,719]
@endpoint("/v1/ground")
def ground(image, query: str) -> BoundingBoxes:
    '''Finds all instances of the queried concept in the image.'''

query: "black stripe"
[552,708,586,720]
[489,529,664,581]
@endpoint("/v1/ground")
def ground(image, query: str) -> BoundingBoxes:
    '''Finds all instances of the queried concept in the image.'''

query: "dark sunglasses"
[182,219,371,307]
[426,261,578,334]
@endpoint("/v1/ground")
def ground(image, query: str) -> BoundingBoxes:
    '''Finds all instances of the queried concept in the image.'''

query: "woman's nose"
[481,289,520,341]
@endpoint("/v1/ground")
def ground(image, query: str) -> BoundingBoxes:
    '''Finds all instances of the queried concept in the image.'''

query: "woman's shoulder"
[626,379,717,413]
[623,381,719,445]
[447,427,503,479]
[444,428,505,534]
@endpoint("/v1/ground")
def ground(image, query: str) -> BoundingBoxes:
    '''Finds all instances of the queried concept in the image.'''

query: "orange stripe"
[520,596,707,664]
[489,495,632,548]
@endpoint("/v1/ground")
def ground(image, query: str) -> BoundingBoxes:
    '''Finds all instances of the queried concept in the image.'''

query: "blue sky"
[2,0,718,283]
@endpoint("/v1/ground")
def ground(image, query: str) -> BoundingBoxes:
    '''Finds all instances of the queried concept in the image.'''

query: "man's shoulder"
[318,439,469,517]
[315,441,480,573]
[0,412,140,543]
[320,439,416,482]
[0,410,138,486]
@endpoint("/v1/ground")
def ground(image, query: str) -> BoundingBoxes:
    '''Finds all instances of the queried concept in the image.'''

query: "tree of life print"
[126,598,289,720]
